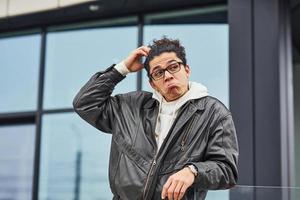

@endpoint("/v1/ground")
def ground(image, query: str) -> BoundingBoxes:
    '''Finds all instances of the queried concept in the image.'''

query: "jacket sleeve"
[72,64,126,133]
[189,114,239,190]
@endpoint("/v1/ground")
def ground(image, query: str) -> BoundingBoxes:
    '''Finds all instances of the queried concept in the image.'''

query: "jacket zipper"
[142,103,191,199]
[142,157,157,200]
[180,117,195,151]
[143,101,158,200]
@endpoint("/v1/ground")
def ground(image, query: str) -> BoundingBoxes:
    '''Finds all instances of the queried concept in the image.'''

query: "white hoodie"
[152,82,209,150]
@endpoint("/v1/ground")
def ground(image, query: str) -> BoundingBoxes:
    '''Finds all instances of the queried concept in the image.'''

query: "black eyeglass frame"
[150,61,184,81]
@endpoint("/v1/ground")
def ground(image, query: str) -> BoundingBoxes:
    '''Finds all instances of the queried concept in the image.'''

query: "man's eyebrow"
[152,59,178,71]
[166,59,178,64]
[152,66,161,72]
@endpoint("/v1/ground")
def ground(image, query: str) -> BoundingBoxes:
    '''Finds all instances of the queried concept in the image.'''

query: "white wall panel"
[8,0,58,16]
[0,0,8,18]
[59,0,94,7]
[1,0,95,18]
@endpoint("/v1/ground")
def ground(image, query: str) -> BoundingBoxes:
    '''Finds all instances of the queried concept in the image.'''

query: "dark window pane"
[0,124,35,200]
[292,7,300,199]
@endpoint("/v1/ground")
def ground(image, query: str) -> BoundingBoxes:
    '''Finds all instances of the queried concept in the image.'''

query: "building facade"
[0,0,299,199]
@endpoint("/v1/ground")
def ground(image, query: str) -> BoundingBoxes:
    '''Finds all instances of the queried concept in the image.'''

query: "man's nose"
[164,70,174,81]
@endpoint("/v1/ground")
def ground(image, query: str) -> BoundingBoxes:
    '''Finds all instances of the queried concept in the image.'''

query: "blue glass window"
[142,7,229,107]
[142,7,229,199]
[0,124,35,200]
[39,113,112,200]
[0,34,40,113]
[40,20,138,199]
[43,26,138,109]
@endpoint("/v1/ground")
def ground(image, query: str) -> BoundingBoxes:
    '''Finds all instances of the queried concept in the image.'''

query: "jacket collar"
[143,98,159,109]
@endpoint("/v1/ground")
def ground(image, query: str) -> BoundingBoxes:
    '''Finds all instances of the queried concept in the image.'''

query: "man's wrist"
[186,165,198,177]
[114,61,130,76]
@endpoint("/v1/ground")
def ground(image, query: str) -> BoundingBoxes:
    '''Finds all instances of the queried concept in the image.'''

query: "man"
[73,37,238,200]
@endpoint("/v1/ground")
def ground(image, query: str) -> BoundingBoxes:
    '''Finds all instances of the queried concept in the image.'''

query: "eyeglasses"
[150,61,183,81]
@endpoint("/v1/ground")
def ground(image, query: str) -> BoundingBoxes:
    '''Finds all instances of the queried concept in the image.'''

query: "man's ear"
[185,64,191,78]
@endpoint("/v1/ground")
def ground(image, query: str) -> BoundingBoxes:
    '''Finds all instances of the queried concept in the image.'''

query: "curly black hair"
[144,36,187,79]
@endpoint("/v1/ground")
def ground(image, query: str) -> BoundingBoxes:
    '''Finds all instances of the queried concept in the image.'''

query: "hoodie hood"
[152,81,209,150]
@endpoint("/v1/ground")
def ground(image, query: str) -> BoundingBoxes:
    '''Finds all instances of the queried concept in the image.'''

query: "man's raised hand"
[124,46,151,72]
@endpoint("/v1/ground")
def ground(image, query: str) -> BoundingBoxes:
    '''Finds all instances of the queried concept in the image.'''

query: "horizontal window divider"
[42,108,75,114]
[0,111,35,125]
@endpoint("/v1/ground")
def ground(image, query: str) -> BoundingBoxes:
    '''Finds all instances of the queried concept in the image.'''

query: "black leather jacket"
[73,65,239,200]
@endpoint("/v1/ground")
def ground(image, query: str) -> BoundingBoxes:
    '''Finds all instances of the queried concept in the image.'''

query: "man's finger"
[136,49,148,57]
[178,184,189,200]
[138,46,151,53]
[173,181,184,200]
[167,180,178,200]
[161,178,172,199]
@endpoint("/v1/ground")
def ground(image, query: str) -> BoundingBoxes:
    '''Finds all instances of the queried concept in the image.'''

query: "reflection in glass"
[206,189,229,200]
[44,26,138,109]
[39,113,113,200]
[0,124,35,200]
[231,185,300,200]
[0,35,40,113]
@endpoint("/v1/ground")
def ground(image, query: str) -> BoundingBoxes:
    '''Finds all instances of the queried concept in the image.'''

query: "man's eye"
[168,64,179,71]
[153,70,164,76]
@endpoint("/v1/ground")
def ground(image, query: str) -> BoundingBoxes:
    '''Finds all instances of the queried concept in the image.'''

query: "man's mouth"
[166,82,177,88]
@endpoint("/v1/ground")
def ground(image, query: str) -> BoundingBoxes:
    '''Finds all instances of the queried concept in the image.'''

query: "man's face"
[148,52,190,101]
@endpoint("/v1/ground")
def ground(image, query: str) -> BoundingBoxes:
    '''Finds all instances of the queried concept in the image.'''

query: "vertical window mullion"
[32,28,47,200]
[137,15,144,91]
